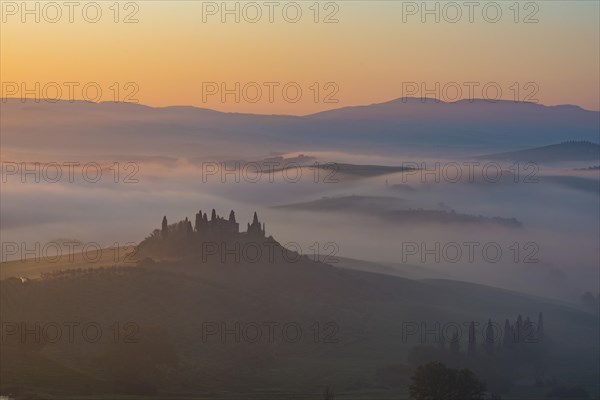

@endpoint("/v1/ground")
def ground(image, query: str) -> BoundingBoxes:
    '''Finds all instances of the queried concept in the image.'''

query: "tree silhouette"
[409,362,486,400]
[323,385,335,399]
[161,216,168,238]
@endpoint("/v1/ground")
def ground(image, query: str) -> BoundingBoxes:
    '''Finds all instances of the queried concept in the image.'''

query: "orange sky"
[1,1,599,114]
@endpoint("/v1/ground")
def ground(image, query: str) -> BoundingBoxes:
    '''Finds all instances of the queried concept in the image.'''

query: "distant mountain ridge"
[2,97,599,157]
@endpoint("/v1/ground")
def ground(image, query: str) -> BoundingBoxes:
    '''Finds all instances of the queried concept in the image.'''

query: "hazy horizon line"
[2,96,598,117]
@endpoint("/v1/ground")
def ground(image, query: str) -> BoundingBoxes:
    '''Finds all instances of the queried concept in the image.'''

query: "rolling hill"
[272,195,522,228]
[1,219,597,399]
[476,141,600,163]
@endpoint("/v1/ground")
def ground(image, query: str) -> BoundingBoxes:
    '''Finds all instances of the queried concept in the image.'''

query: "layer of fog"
[1,153,598,303]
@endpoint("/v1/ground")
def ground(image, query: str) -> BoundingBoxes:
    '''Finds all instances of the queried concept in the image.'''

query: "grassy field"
[0,246,139,280]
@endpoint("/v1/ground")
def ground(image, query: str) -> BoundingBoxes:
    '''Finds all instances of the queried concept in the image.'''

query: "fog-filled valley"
[3,142,598,300]
[1,99,599,399]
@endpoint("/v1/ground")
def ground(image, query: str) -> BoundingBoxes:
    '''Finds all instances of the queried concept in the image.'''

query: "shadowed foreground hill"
[1,212,598,399]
